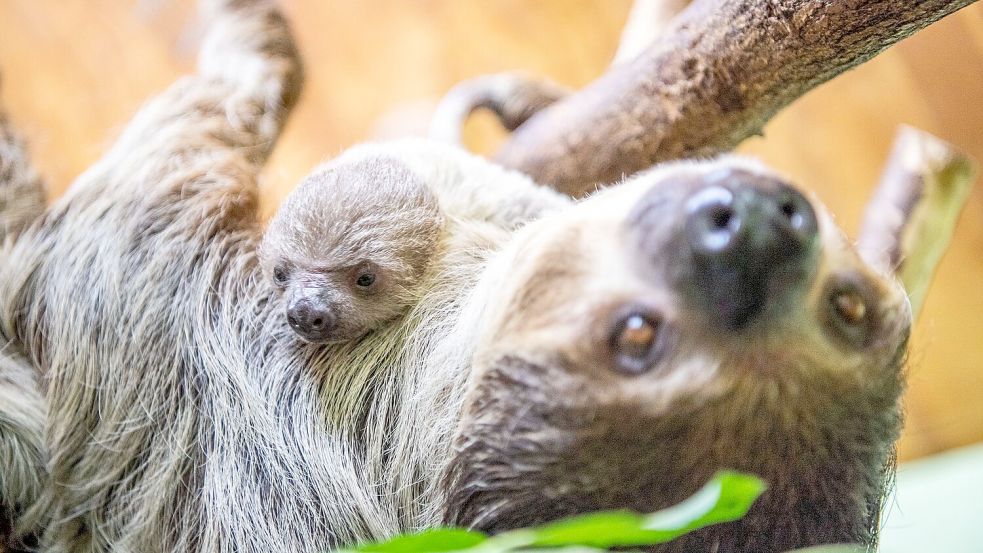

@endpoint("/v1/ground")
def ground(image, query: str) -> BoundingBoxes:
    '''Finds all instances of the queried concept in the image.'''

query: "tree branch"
[430,0,691,146]
[858,126,978,319]
[495,0,978,197]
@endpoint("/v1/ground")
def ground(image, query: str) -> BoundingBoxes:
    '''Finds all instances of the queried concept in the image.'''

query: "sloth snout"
[681,168,820,328]
[286,296,337,343]
[685,171,817,259]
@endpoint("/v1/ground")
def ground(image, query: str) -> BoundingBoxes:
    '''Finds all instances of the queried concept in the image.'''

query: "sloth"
[0,98,48,553]
[443,160,909,553]
[0,1,912,552]
[259,156,445,343]
[258,142,561,345]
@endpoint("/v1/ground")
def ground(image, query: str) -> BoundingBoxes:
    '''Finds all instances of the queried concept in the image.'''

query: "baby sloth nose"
[684,169,819,328]
[286,297,336,342]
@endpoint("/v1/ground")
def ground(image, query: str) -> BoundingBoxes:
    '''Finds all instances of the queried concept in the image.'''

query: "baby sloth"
[260,156,443,343]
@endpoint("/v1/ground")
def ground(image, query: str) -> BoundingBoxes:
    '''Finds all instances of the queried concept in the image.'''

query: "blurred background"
[0,0,980,466]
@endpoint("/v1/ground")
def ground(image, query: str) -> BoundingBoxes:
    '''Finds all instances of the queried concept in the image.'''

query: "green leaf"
[346,528,489,553]
[783,546,865,553]
[331,471,766,553]
[520,470,766,548]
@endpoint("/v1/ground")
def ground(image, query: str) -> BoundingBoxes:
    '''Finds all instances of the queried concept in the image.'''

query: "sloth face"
[259,155,443,344]
[267,256,403,343]
[444,157,910,551]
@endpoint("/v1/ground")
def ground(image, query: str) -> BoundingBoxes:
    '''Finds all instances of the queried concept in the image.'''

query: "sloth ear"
[857,126,977,320]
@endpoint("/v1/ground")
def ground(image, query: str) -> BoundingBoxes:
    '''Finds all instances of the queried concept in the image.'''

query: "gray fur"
[0,88,49,552]
[0,347,47,552]
[0,107,46,244]
[0,1,912,552]
[443,160,910,552]
[259,156,444,343]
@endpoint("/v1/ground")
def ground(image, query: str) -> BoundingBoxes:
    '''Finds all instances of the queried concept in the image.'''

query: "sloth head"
[445,157,911,550]
[260,155,443,344]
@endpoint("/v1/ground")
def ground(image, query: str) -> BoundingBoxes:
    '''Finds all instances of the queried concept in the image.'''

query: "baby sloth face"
[260,156,443,343]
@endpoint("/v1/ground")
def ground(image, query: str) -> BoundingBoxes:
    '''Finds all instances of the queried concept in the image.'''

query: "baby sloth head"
[260,155,443,343]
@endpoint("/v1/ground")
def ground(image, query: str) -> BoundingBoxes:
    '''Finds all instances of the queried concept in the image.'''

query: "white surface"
[879,442,983,552]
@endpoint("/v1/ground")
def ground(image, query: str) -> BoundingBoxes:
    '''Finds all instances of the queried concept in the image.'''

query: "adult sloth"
[0,1,910,552]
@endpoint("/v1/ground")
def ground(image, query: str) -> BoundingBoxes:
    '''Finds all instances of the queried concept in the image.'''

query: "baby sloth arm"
[261,156,443,344]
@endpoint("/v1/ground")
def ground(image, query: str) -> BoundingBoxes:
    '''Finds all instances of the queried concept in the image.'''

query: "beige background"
[0,0,981,461]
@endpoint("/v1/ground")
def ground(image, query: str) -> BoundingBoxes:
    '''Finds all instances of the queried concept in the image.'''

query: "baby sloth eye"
[272,266,288,285]
[610,310,666,375]
[355,273,376,288]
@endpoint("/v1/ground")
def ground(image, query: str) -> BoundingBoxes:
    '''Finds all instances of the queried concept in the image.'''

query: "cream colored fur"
[0,1,912,552]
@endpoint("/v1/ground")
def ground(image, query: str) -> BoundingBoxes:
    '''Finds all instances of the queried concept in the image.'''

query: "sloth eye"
[833,289,866,325]
[355,273,376,288]
[610,310,666,375]
[272,266,288,285]
[824,277,876,348]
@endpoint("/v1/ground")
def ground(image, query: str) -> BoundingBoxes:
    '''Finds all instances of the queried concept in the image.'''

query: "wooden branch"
[430,0,690,146]
[495,0,978,197]
[429,73,570,144]
[612,0,692,65]
[858,126,978,319]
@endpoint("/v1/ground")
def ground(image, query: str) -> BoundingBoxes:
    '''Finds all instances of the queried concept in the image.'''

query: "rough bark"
[859,126,978,319]
[495,0,979,197]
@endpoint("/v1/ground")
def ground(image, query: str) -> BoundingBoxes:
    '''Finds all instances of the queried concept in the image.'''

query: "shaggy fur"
[0,94,49,552]
[259,156,445,343]
[443,160,910,552]
[0,108,46,243]
[0,1,912,552]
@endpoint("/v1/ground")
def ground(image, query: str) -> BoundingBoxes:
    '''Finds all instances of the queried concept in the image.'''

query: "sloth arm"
[0,3,306,550]
[59,0,303,234]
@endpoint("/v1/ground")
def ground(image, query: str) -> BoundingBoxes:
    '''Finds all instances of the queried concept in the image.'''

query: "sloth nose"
[685,174,817,258]
[683,168,819,328]
[286,297,336,342]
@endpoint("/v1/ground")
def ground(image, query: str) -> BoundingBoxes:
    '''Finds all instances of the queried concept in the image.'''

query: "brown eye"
[833,290,866,326]
[825,277,876,348]
[611,311,666,375]
[355,273,376,288]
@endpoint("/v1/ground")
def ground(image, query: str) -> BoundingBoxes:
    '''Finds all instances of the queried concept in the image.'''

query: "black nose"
[684,169,819,328]
[286,297,336,342]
